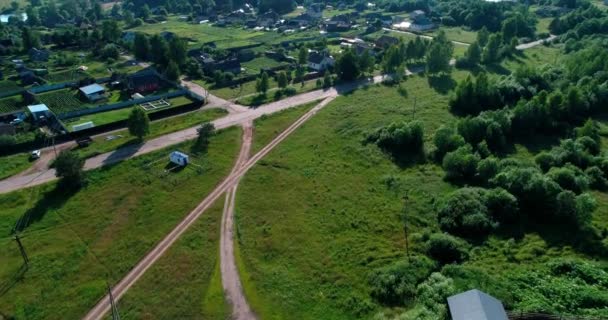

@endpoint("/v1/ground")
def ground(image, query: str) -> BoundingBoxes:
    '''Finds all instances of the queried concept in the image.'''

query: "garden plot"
[36,89,84,114]
[0,95,25,115]
[140,99,171,111]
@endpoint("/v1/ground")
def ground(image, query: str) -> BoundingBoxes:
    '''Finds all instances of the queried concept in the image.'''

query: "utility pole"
[108,283,121,320]
[14,234,29,267]
[402,193,411,261]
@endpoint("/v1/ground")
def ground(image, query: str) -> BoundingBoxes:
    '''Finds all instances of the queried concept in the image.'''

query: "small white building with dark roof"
[79,83,106,102]
[447,289,509,320]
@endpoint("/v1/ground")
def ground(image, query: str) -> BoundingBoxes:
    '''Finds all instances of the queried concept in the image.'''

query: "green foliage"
[193,122,216,154]
[277,72,288,89]
[368,256,436,305]
[54,150,85,188]
[426,233,469,265]
[256,72,270,95]
[164,60,181,81]
[450,73,501,115]
[336,49,361,81]
[437,187,497,238]
[134,33,150,61]
[426,31,454,75]
[100,44,119,60]
[127,107,150,140]
[365,121,424,155]
[433,125,465,160]
[415,273,455,320]
[442,145,480,181]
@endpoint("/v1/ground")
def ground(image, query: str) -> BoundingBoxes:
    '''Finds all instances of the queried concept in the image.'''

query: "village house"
[308,50,335,72]
[27,104,52,123]
[127,69,163,94]
[325,20,351,32]
[290,13,315,27]
[78,83,106,102]
[258,10,279,28]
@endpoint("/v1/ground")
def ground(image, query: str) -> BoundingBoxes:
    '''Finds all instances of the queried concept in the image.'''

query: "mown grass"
[234,76,464,319]
[0,153,31,180]
[74,108,227,159]
[429,27,478,44]
[0,126,242,320]
[117,199,229,320]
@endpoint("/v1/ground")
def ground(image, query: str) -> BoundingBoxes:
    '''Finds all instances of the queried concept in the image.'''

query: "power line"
[14,234,29,267]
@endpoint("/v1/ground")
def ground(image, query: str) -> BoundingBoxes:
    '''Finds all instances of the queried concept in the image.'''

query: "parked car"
[30,149,41,159]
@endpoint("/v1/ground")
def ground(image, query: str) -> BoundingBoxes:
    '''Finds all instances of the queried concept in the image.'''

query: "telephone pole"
[14,234,29,267]
[402,193,411,261]
[108,283,121,320]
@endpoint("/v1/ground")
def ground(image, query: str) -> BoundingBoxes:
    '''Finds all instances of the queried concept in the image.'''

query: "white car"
[30,150,41,159]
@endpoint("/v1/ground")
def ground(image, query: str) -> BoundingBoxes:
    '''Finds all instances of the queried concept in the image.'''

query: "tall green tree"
[55,150,85,188]
[256,72,270,95]
[21,27,40,50]
[336,49,361,81]
[477,27,490,47]
[193,122,216,153]
[298,46,308,66]
[133,33,150,61]
[149,34,169,67]
[359,49,375,75]
[277,71,288,89]
[128,107,150,140]
[165,60,180,81]
[426,31,453,74]
[482,33,502,64]
[169,37,187,66]
[464,42,481,65]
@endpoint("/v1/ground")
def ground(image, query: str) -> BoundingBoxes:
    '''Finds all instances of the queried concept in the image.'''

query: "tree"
[256,72,269,95]
[477,27,490,47]
[336,49,360,81]
[277,71,288,89]
[416,273,455,320]
[21,27,40,51]
[323,71,332,88]
[55,150,85,187]
[368,256,436,305]
[128,107,150,140]
[359,49,375,75]
[482,33,502,64]
[101,44,119,60]
[133,33,150,61]
[193,122,216,153]
[433,125,465,160]
[437,187,497,238]
[382,45,403,74]
[426,31,453,74]
[464,42,481,66]
[169,37,188,66]
[26,7,41,26]
[165,60,180,81]
[298,46,308,66]
[149,34,169,67]
[101,20,121,42]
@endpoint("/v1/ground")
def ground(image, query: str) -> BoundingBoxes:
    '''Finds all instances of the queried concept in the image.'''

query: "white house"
[308,50,335,72]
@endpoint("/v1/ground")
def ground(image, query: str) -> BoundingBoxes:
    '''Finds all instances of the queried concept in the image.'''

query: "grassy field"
[251,101,319,154]
[241,57,286,75]
[236,80,320,106]
[429,27,478,44]
[0,126,242,320]
[234,74,466,319]
[205,78,278,100]
[0,153,31,180]
[117,199,229,319]
[73,108,227,159]
[536,17,553,34]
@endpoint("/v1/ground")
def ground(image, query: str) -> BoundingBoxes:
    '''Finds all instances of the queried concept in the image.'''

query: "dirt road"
[516,35,557,50]
[83,97,335,320]
[220,122,257,320]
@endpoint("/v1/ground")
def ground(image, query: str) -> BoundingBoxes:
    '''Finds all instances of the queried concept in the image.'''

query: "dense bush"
[365,121,424,154]
[433,125,465,160]
[442,145,480,181]
[415,273,455,320]
[437,188,497,237]
[368,256,436,305]
[426,233,469,265]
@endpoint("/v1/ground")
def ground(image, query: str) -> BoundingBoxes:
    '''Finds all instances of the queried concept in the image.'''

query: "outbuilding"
[170,151,189,167]
[447,289,509,320]
[27,104,51,122]
[79,83,106,102]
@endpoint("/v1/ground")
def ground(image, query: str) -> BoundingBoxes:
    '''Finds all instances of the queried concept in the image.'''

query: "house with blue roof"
[79,83,106,102]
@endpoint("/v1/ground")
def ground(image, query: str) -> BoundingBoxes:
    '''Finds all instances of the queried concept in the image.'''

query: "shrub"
[437,188,497,238]
[365,121,424,154]
[54,150,85,188]
[547,166,589,194]
[442,145,480,181]
[477,156,499,182]
[368,256,437,305]
[585,166,608,190]
[433,125,465,160]
[426,233,469,264]
[0,134,16,149]
[416,273,455,320]
[484,188,519,223]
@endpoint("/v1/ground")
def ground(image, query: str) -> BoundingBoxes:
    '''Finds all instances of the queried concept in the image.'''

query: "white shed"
[169,151,189,166]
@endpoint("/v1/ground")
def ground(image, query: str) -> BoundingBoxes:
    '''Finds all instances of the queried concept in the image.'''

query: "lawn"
[429,27,478,44]
[74,108,228,159]
[241,57,285,75]
[0,126,242,320]
[205,78,277,100]
[236,80,320,107]
[117,198,229,319]
[234,76,463,320]
[0,153,31,180]
[536,17,553,34]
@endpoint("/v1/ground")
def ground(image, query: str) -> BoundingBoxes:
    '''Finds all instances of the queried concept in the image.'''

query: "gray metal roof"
[79,83,105,96]
[27,104,49,113]
[447,289,509,320]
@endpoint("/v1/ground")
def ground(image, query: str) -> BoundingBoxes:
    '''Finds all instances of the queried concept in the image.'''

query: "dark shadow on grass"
[380,149,426,169]
[101,139,143,166]
[13,184,79,233]
[0,264,27,299]
[484,63,511,75]
[428,74,456,94]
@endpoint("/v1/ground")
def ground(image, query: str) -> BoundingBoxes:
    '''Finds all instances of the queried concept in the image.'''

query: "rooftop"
[79,83,105,95]
[27,104,49,113]
[447,289,509,320]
